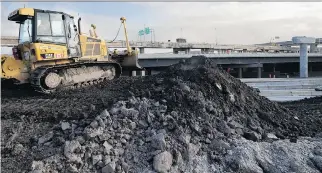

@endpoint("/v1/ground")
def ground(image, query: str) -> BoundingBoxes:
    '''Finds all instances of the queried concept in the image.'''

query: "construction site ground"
[1,58,322,173]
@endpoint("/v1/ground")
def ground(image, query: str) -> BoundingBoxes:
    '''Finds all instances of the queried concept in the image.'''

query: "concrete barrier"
[264,96,315,102]
[241,77,322,101]
[259,89,322,96]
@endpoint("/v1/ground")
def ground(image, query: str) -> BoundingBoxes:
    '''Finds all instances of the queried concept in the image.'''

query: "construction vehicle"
[1,7,142,93]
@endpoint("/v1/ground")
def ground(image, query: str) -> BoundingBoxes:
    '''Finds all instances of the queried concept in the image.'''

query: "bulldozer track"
[30,61,122,94]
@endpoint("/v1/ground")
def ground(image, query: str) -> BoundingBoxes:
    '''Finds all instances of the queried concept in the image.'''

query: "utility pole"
[181,28,183,38]
[151,29,153,42]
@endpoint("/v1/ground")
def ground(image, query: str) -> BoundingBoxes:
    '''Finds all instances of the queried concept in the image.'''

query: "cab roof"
[8,8,34,21]
[8,8,74,22]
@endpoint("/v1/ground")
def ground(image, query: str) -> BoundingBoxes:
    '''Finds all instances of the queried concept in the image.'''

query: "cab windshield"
[36,12,66,44]
[18,19,32,44]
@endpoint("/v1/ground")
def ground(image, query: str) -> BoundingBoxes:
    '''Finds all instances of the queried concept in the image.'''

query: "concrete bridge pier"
[238,68,243,78]
[173,48,190,54]
[139,47,145,54]
[310,44,318,53]
[257,67,262,78]
[201,48,213,54]
[131,71,136,76]
[130,70,146,77]
[292,36,316,78]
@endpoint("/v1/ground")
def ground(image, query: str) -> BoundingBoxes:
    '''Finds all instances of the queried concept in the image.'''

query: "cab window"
[19,19,33,44]
[50,13,65,36]
[36,12,66,44]
[37,13,51,35]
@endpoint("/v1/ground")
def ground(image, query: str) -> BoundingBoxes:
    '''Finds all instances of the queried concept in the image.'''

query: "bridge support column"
[173,48,179,54]
[273,64,276,72]
[139,47,145,54]
[292,36,316,78]
[135,70,146,76]
[257,67,262,78]
[131,71,136,76]
[238,68,243,78]
[310,44,318,53]
[173,48,190,54]
[201,48,209,54]
[300,44,308,78]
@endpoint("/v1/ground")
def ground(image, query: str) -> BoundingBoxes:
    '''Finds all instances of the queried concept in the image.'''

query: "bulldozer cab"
[8,8,81,60]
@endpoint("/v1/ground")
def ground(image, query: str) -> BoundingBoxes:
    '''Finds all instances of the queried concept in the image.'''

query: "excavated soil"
[1,57,322,173]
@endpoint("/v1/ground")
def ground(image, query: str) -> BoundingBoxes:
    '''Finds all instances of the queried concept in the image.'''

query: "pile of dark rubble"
[11,57,322,173]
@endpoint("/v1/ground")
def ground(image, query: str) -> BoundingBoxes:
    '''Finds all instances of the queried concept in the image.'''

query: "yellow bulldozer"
[1,7,142,94]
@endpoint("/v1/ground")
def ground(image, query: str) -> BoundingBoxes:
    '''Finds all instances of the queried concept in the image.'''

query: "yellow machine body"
[1,7,142,93]
[1,55,27,82]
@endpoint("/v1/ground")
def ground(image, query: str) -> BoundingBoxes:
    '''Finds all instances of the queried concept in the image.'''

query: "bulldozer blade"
[120,54,143,71]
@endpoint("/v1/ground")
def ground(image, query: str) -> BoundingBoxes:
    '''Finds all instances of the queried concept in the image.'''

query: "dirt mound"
[2,57,322,173]
[62,57,308,139]
[281,96,322,138]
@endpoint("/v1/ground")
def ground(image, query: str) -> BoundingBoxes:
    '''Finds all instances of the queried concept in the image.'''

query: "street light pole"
[153,29,156,42]
[215,28,217,45]
[151,29,153,42]
[144,24,146,42]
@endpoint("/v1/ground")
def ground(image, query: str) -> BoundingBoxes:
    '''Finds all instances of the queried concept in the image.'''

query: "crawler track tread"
[30,61,121,94]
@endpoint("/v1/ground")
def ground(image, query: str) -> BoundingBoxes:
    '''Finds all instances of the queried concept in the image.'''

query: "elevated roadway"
[137,53,322,68]
[0,36,293,52]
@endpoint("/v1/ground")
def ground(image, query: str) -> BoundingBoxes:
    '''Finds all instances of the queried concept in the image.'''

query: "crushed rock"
[2,57,322,173]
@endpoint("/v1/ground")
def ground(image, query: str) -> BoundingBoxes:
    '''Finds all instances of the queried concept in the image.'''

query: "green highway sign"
[138,30,144,36]
[138,27,151,36]
[144,27,150,34]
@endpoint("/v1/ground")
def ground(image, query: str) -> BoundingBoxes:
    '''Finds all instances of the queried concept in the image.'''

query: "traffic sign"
[144,27,150,34]
[138,30,144,36]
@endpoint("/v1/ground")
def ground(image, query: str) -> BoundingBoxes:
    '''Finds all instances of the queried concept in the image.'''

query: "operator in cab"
[37,18,51,36]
